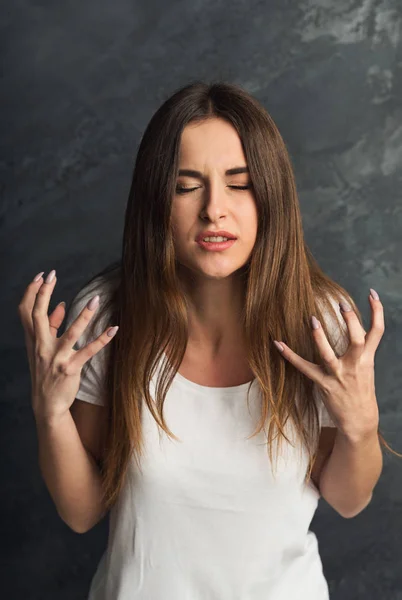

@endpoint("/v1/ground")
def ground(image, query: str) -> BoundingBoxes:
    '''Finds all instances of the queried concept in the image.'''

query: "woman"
[19,81,398,599]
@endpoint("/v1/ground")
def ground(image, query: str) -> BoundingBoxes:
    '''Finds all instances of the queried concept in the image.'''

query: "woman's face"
[170,117,258,281]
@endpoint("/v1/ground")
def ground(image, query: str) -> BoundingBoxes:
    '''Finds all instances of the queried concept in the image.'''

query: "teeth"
[203,236,230,242]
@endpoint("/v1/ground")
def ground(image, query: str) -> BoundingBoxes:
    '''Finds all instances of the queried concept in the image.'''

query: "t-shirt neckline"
[161,352,256,396]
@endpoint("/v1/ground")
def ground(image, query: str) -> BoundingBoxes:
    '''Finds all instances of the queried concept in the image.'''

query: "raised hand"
[273,289,384,441]
[18,269,119,424]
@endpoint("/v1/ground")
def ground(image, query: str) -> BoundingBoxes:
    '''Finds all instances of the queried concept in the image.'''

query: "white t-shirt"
[65,281,346,600]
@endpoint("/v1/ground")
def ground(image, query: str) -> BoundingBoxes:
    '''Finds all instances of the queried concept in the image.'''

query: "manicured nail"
[45,270,56,284]
[107,326,119,337]
[274,340,284,352]
[370,288,379,301]
[311,316,321,329]
[339,301,352,312]
[33,271,44,282]
[87,295,100,310]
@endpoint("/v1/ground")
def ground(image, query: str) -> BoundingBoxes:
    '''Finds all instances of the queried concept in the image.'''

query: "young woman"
[19,81,398,600]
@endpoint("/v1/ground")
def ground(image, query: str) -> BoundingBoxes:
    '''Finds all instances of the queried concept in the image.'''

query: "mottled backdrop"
[2,0,402,598]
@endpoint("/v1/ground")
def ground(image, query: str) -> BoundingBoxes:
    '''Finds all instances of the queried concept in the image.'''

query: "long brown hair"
[67,81,401,513]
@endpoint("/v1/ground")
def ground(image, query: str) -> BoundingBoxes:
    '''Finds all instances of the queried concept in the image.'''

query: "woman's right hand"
[18,270,119,424]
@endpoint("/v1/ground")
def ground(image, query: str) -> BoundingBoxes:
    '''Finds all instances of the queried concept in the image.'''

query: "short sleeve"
[64,281,112,407]
[313,292,350,428]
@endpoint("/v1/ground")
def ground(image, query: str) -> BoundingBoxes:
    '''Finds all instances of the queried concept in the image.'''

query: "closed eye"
[175,185,251,194]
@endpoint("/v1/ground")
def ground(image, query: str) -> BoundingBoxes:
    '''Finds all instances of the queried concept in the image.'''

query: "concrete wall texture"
[3,0,402,598]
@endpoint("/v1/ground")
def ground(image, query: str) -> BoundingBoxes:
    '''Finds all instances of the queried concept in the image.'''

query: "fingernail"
[58,301,66,308]
[273,340,284,352]
[311,316,321,329]
[87,295,100,310]
[107,326,119,337]
[45,270,56,284]
[339,301,352,312]
[370,288,379,300]
[33,271,44,282]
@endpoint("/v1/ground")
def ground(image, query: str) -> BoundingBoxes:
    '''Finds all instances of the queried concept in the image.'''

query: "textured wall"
[3,0,402,598]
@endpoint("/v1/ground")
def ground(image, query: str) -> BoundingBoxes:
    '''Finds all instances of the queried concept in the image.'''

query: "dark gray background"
[3,1,402,598]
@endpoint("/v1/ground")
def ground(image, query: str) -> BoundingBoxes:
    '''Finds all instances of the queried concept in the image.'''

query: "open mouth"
[196,238,237,251]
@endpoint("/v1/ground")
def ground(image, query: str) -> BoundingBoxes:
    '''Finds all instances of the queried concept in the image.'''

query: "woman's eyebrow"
[177,166,249,179]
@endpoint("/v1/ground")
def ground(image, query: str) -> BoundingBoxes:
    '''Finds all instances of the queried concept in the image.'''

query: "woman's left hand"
[273,289,384,441]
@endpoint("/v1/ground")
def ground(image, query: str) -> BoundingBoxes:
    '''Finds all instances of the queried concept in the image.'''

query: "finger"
[273,340,326,385]
[18,272,51,357]
[364,289,385,358]
[18,271,44,375]
[310,315,339,373]
[69,324,119,371]
[31,270,58,345]
[58,294,101,354]
[17,271,45,334]
[18,271,49,375]
[49,302,66,338]
[338,300,366,361]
